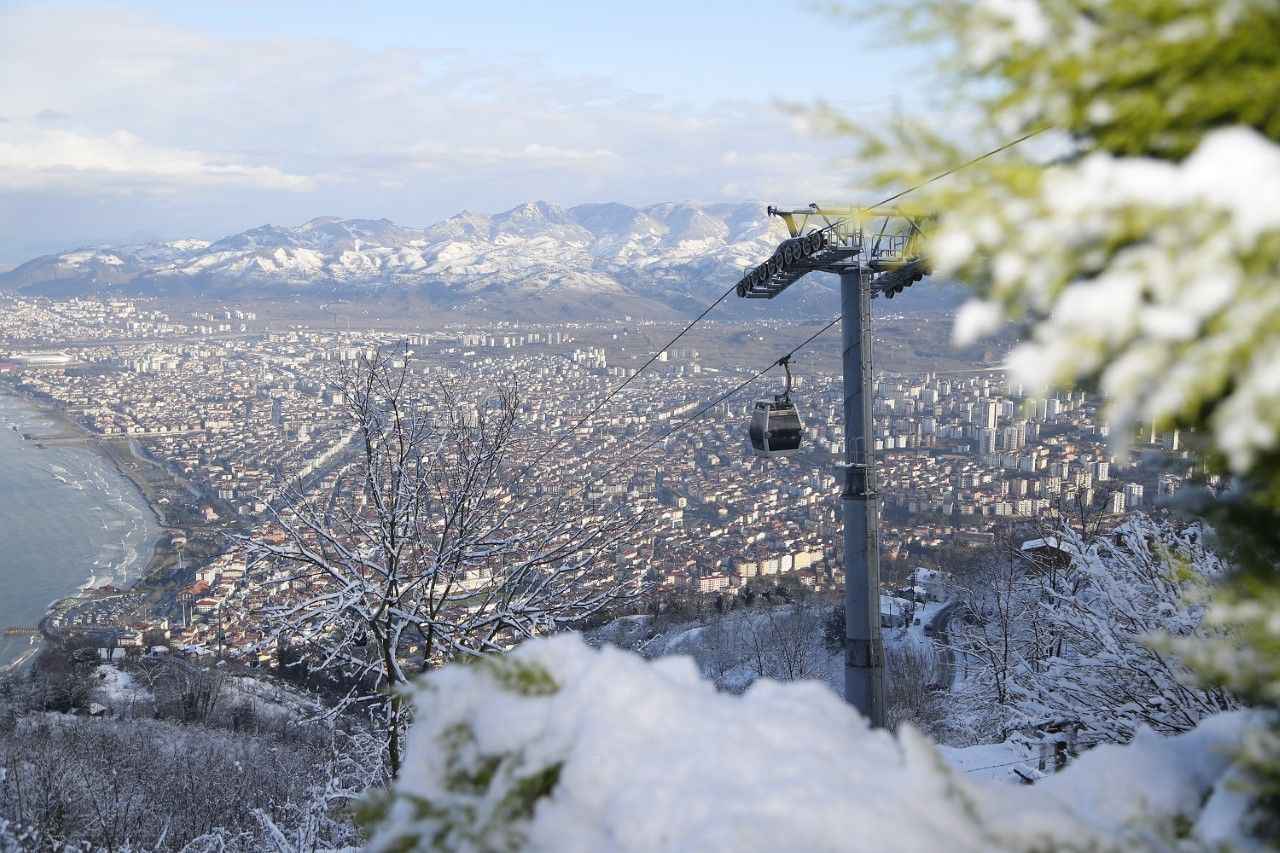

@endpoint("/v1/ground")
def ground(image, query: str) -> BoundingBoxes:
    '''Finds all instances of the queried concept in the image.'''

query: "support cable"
[518,280,741,479]
[962,757,1038,773]
[521,128,1042,481]
[958,741,1108,774]
[870,129,1044,208]
[594,313,843,483]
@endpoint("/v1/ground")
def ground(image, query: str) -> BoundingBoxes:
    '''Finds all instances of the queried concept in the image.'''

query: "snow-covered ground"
[87,662,322,726]
[224,672,325,723]
[92,664,153,710]
[368,634,1264,852]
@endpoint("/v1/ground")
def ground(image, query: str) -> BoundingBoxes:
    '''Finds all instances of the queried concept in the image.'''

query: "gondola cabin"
[749,399,804,457]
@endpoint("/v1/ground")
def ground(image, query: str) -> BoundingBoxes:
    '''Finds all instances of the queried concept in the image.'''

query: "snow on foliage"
[942,126,1280,470]
[1015,712,1264,850]
[1006,514,1239,741]
[363,635,1261,852]
[853,0,1280,837]
[858,0,1280,473]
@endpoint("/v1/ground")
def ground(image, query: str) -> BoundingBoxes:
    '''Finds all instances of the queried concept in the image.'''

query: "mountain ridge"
[0,201,952,318]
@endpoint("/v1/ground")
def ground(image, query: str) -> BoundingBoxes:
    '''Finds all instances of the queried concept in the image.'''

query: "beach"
[0,391,163,669]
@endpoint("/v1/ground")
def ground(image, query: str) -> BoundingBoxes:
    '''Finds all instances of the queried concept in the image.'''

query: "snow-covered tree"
[243,352,639,776]
[1009,514,1238,742]
[941,516,1239,747]
[832,0,1280,837]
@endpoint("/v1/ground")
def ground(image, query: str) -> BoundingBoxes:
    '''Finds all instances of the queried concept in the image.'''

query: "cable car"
[749,357,804,457]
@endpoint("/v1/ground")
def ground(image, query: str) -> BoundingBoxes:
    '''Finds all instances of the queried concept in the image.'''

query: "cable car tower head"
[737,204,931,302]
[749,356,804,457]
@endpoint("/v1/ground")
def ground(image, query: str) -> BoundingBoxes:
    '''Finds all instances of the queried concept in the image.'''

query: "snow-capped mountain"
[0,201,845,317]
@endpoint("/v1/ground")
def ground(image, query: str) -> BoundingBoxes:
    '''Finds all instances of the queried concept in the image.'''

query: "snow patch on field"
[938,740,1037,783]
[224,674,323,722]
[92,665,152,708]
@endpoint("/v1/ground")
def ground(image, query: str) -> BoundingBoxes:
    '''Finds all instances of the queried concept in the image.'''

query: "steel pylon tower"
[736,204,929,726]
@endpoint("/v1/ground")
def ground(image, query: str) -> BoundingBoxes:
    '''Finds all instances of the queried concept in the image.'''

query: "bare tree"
[741,600,823,683]
[764,602,823,681]
[884,643,944,735]
[700,610,740,683]
[953,536,1033,708]
[945,530,1043,741]
[152,657,227,725]
[242,352,639,776]
[0,699,358,851]
[1049,481,1117,541]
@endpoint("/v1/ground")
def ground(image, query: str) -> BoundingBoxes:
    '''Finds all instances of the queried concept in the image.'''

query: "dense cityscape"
[0,294,1190,664]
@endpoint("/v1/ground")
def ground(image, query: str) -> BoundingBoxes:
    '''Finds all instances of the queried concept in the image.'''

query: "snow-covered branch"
[236,352,643,775]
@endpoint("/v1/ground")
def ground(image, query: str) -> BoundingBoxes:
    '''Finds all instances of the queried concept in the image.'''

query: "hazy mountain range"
[0,201,958,318]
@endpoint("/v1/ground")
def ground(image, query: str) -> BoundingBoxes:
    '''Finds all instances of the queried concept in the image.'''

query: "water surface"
[0,394,159,668]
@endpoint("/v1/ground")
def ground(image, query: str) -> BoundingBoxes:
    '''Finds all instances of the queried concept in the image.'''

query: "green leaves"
[934,0,1280,158]
[465,655,560,698]
[829,2,1280,835]
[362,656,564,852]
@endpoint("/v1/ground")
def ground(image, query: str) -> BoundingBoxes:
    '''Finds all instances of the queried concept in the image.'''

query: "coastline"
[0,384,200,667]
[0,384,170,577]
[12,390,138,499]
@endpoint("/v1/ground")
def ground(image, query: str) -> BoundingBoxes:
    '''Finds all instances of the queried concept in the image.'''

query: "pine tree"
[844,0,1280,837]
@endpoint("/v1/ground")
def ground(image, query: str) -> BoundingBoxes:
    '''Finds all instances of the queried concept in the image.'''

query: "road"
[1,643,41,676]
[926,599,962,689]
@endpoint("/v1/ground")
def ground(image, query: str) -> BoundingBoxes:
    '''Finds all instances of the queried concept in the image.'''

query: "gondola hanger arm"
[777,355,793,401]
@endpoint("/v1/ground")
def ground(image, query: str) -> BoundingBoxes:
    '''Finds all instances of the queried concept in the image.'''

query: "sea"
[0,394,160,669]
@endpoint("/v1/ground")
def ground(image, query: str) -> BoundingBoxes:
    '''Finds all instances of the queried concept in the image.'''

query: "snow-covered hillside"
[0,201,839,315]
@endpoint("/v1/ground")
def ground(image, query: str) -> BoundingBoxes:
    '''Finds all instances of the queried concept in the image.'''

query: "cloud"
[385,142,624,175]
[0,4,860,260]
[520,144,622,166]
[0,125,316,193]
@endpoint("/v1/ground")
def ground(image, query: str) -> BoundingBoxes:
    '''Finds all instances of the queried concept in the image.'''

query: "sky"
[0,1,948,265]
